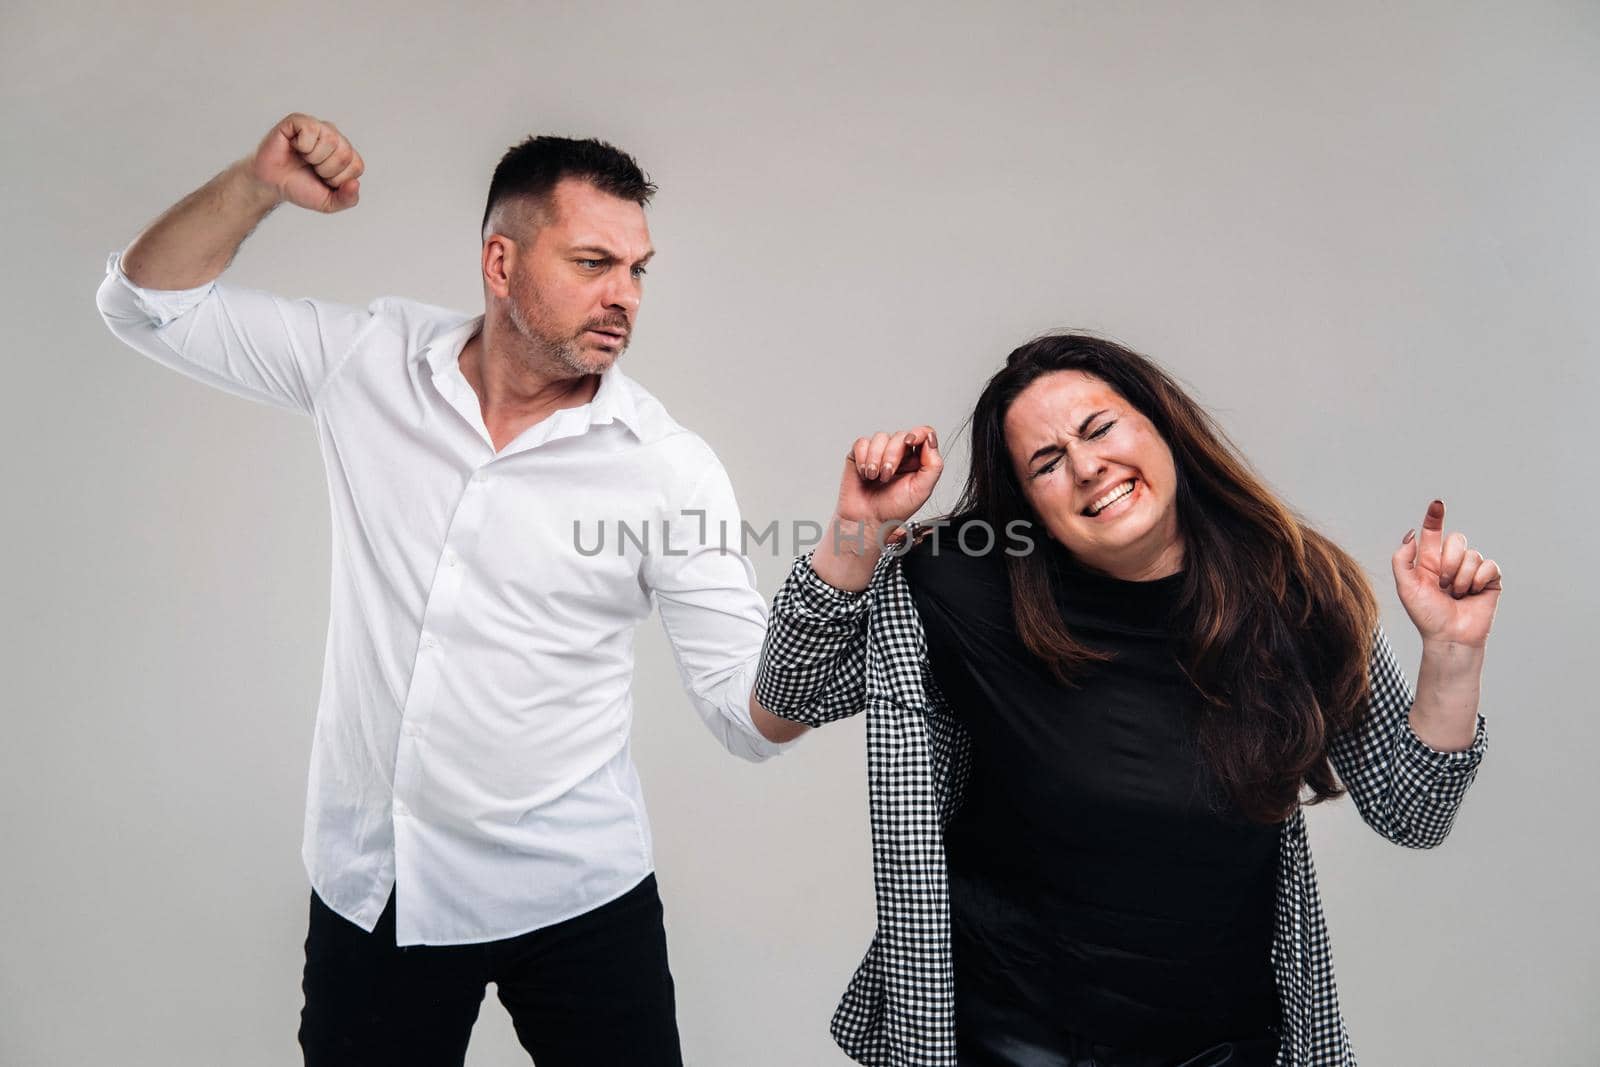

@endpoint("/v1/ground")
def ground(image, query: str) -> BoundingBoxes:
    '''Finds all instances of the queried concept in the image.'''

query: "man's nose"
[603,272,641,316]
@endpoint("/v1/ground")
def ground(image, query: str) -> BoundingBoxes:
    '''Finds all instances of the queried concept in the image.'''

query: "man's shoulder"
[362,295,476,355]
[606,372,745,506]
[608,369,698,451]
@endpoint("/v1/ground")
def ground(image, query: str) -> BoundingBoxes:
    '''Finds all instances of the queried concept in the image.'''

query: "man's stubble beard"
[507,289,628,379]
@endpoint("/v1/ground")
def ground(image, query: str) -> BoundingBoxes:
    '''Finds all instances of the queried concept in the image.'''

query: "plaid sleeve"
[925,674,972,828]
[1327,624,1489,849]
[753,552,893,727]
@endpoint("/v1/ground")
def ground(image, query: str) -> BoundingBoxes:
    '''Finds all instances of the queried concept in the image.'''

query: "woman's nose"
[1073,451,1107,482]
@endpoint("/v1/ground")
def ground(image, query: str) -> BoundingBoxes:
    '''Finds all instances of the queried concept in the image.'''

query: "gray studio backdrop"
[3,2,1596,1064]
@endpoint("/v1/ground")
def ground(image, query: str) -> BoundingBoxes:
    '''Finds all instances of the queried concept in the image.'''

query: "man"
[96,112,803,1066]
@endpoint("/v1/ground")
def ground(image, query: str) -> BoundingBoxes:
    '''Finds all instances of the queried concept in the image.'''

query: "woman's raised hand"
[835,426,944,536]
[1391,499,1503,648]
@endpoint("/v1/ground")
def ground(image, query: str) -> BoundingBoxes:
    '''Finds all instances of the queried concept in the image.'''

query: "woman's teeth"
[1087,479,1136,516]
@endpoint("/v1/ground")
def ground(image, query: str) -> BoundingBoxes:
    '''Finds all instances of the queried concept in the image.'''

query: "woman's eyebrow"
[1076,408,1109,434]
[1027,409,1110,463]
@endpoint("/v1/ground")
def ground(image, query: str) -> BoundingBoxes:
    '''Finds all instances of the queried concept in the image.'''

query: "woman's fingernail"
[1402,529,1415,544]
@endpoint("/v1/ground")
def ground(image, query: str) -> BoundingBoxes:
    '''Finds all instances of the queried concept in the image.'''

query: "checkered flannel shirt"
[754,548,1488,1067]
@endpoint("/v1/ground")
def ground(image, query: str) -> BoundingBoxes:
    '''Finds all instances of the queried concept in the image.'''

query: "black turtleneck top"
[902,521,1281,1054]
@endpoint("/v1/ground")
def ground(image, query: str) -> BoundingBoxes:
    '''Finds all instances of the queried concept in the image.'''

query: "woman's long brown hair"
[953,333,1377,823]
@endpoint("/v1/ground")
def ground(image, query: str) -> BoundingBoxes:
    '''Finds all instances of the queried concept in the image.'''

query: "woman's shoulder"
[900,512,1017,600]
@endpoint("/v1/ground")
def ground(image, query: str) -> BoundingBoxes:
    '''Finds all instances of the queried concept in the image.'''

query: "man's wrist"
[227,157,285,214]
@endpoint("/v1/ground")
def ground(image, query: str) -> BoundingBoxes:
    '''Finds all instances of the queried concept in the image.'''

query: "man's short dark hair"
[481,136,656,234]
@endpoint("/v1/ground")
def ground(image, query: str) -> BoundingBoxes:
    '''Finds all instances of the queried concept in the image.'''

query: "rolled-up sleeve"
[94,252,377,415]
[753,552,885,728]
[1329,624,1489,849]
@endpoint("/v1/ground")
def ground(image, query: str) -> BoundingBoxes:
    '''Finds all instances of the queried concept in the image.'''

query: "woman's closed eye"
[1031,421,1116,478]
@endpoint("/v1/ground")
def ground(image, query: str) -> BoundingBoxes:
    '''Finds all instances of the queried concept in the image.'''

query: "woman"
[754,334,1497,1067]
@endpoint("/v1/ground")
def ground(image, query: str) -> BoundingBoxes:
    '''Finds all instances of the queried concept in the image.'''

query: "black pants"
[298,874,682,1067]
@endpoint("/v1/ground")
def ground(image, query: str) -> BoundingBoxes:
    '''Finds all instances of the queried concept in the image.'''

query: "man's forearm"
[750,695,810,743]
[121,160,283,290]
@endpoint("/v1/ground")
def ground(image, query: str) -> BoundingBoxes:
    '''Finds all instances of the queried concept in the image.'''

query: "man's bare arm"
[749,694,810,743]
[121,113,364,290]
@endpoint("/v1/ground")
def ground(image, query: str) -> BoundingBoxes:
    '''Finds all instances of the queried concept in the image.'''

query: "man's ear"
[481,234,515,299]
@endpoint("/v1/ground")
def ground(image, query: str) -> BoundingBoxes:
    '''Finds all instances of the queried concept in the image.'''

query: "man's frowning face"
[495,177,654,376]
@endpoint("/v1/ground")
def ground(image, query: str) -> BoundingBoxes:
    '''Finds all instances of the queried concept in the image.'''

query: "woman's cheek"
[1039,485,1078,539]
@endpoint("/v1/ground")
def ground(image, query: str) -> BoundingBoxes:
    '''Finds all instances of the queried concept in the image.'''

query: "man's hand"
[249,113,364,214]
[119,112,365,291]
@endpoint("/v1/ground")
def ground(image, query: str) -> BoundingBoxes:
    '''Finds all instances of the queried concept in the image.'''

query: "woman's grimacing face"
[1004,370,1186,582]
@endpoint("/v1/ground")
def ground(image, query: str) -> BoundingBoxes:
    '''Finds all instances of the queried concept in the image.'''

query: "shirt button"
[403,722,420,738]
[393,800,409,817]
[445,551,459,568]
[473,471,489,485]
[422,635,438,650]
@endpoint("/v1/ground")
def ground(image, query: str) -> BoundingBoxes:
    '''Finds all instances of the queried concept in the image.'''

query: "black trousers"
[298,873,682,1067]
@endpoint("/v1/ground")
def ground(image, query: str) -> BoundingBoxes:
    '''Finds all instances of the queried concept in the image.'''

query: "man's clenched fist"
[249,113,364,213]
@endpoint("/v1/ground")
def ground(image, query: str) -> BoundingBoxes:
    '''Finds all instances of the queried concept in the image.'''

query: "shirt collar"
[422,315,650,442]
[422,314,483,379]
[589,362,645,438]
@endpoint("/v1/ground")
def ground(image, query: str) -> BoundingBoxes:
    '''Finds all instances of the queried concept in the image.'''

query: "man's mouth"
[586,328,627,344]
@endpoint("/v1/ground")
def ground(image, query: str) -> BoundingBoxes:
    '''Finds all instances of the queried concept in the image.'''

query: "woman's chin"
[1067,512,1167,561]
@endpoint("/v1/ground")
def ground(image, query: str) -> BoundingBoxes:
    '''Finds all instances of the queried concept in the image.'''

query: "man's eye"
[578,259,604,269]
[631,265,648,278]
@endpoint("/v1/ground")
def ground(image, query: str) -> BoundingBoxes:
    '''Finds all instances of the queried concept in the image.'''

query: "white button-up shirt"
[96,254,787,945]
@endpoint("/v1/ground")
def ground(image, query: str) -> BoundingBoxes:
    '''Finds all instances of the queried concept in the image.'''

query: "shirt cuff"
[1400,712,1488,776]
[788,552,874,617]
[104,252,216,327]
